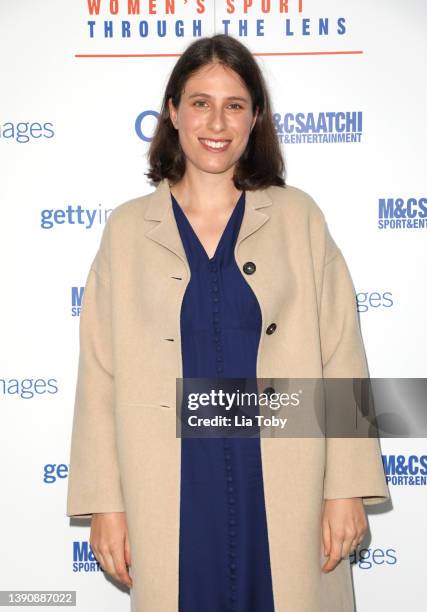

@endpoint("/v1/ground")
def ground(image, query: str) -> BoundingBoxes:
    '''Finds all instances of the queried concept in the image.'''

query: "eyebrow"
[187,92,249,103]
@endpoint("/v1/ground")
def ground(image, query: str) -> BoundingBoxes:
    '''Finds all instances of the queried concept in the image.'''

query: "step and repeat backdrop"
[1,0,426,610]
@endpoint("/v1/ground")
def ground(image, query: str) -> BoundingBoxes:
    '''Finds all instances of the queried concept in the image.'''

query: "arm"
[66,219,125,518]
[319,224,390,506]
[318,223,390,572]
[66,221,133,587]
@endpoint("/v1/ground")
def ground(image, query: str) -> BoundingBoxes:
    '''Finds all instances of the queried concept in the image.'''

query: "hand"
[90,512,133,588]
[321,497,367,573]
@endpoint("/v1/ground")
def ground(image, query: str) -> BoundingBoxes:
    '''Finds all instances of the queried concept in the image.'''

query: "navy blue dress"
[171,190,275,612]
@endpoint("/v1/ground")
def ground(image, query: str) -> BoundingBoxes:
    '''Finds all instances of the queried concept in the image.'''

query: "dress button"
[266,323,277,334]
[243,261,256,275]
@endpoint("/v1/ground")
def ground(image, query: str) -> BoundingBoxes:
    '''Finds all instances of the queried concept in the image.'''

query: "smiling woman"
[67,32,389,612]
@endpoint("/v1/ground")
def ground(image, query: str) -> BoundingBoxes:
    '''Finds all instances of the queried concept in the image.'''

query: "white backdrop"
[1,0,426,610]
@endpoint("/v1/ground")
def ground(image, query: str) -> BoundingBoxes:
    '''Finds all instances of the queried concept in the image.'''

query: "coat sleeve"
[66,218,125,518]
[319,224,390,506]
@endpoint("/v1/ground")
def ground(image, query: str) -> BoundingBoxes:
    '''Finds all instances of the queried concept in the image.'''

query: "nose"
[207,105,227,132]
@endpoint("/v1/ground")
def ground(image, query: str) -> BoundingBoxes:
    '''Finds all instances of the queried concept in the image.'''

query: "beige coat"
[66,178,390,611]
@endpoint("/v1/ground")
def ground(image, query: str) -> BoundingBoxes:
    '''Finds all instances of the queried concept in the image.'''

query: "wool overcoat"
[66,178,390,611]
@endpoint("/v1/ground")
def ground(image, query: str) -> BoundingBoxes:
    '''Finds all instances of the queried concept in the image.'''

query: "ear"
[168,97,177,129]
[251,106,259,131]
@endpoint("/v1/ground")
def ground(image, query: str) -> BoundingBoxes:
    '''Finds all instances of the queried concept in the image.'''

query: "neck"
[169,169,242,212]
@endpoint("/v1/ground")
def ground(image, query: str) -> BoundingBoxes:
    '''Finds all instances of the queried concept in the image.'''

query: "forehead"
[182,62,249,96]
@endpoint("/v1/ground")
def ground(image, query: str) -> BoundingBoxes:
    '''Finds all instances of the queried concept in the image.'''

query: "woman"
[67,34,390,611]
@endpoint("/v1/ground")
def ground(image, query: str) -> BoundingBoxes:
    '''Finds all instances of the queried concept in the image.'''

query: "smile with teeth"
[199,138,231,150]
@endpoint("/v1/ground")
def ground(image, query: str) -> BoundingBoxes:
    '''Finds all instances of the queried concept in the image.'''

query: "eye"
[192,100,244,110]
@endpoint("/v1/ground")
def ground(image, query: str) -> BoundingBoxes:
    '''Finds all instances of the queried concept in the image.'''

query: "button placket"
[208,233,240,610]
[209,259,224,376]
[223,435,238,609]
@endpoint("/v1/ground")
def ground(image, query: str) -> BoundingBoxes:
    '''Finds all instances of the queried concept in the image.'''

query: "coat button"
[263,386,276,396]
[242,261,256,275]
[266,323,277,335]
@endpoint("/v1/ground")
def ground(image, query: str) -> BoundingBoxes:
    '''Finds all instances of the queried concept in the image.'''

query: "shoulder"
[105,189,155,228]
[266,183,326,220]
[92,188,156,265]
[265,183,339,265]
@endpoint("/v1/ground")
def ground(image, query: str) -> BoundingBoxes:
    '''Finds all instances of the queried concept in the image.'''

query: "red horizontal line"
[74,50,363,58]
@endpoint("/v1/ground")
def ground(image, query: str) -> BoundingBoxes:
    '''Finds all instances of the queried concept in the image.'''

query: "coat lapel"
[143,177,273,264]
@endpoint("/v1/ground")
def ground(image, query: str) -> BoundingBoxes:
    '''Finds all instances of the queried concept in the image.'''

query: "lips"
[199,138,231,152]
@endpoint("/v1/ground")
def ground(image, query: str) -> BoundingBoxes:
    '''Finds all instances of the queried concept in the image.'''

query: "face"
[168,62,258,176]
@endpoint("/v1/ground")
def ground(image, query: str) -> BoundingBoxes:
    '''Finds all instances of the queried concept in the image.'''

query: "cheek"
[180,110,204,134]
[232,115,253,134]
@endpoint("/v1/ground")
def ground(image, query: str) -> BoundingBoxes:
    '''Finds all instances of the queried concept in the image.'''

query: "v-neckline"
[172,192,244,262]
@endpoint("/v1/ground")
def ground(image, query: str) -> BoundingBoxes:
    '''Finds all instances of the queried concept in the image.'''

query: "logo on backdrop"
[43,463,69,484]
[0,377,58,399]
[40,205,112,229]
[72,286,85,317]
[81,1,349,43]
[72,541,104,573]
[356,291,394,312]
[378,197,427,229]
[350,547,397,569]
[383,454,427,486]
[0,121,54,143]
[274,111,362,144]
[135,110,159,142]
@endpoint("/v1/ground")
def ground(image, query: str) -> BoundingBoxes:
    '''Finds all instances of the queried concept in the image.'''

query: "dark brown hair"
[145,34,286,191]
